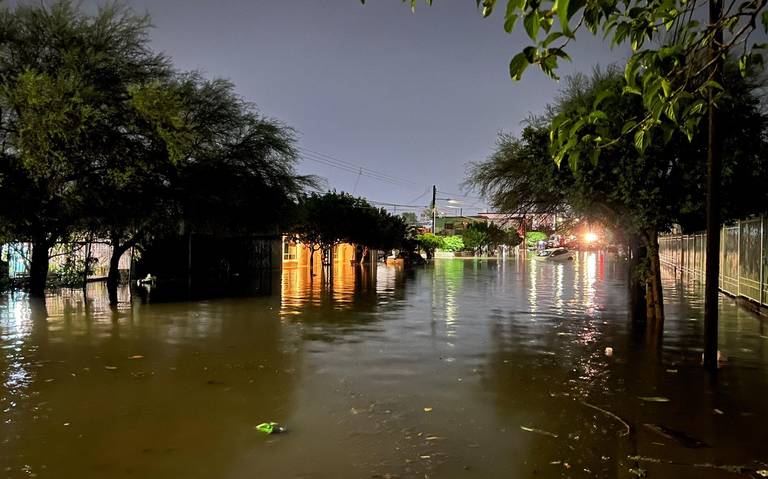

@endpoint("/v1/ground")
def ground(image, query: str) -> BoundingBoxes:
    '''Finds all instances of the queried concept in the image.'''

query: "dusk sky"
[87,0,630,214]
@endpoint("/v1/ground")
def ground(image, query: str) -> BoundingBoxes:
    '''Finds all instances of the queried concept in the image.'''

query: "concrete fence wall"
[659,216,768,307]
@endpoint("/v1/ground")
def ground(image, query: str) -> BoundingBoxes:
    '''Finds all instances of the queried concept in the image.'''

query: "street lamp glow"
[584,232,598,243]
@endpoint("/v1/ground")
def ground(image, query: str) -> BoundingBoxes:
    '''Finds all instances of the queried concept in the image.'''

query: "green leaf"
[592,90,613,109]
[542,31,563,47]
[509,52,529,81]
[524,10,540,39]
[683,99,706,118]
[504,13,519,32]
[623,85,641,96]
[589,148,600,165]
[762,10,768,32]
[555,0,571,35]
[634,129,646,152]
[624,55,640,87]
[523,46,538,62]
[482,0,497,17]
[661,79,672,97]
[701,80,724,92]
[504,0,522,32]
[547,47,571,60]
[567,149,580,172]
[621,120,637,135]
[568,118,586,138]
[738,55,747,77]
[588,110,608,122]
[665,101,678,123]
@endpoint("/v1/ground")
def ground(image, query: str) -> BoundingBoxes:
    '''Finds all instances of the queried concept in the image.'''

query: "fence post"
[761,216,765,305]
[737,220,741,297]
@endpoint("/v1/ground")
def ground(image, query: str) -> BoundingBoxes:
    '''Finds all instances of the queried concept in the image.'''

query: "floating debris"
[255,422,286,434]
[128,355,144,360]
[580,400,631,437]
[423,407,433,413]
[520,426,558,438]
[628,467,648,477]
[638,396,670,403]
[104,366,118,371]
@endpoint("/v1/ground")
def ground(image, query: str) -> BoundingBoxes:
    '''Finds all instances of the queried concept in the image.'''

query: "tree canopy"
[293,191,408,255]
[0,1,314,298]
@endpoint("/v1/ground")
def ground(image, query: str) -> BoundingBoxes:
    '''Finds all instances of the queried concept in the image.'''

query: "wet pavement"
[1,253,767,478]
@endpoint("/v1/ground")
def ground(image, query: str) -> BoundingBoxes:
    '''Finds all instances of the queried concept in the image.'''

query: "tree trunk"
[703,0,723,371]
[648,229,665,328]
[645,266,655,323]
[82,239,92,296]
[107,245,124,306]
[29,239,50,298]
[309,246,315,276]
[628,235,647,322]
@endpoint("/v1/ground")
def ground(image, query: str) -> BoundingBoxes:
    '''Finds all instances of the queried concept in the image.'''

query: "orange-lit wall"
[281,238,358,269]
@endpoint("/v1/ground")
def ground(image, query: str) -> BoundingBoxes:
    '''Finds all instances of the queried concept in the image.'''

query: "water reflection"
[1,258,767,478]
[0,287,300,479]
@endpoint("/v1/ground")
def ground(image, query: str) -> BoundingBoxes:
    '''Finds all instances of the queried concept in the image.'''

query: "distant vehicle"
[534,247,574,262]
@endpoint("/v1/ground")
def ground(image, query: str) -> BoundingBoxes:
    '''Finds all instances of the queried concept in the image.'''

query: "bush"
[441,235,465,252]
[525,231,548,248]
[417,233,444,259]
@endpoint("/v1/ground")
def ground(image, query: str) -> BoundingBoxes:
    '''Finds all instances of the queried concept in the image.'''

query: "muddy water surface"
[2,253,767,478]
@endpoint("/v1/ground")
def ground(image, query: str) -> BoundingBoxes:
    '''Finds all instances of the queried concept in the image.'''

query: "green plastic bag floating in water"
[255,422,286,434]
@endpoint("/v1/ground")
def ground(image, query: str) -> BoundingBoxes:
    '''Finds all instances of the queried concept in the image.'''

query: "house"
[433,216,487,235]
[281,237,372,269]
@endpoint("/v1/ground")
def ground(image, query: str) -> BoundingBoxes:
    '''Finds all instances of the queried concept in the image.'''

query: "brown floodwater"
[1,253,767,478]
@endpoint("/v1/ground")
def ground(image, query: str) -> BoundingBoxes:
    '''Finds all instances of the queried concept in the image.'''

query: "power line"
[300,147,418,186]
[408,186,430,204]
[369,200,427,209]
[300,153,403,186]
[298,147,419,187]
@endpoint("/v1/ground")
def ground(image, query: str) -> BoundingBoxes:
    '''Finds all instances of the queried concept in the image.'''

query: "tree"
[369,0,768,369]
[0,1,168,297]
[525,231,549,248]
[462,224,490,254]
[416,232,444,259]
[490,224,522,248]
[293,191,407,274]
[467,66,768,326]
[400,212,418,225]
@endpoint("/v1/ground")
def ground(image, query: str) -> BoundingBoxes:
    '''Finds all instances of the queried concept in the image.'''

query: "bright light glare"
[584,232,598,243]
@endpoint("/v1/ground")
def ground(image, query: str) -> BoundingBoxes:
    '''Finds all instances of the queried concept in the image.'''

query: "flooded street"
[2,253,767,478]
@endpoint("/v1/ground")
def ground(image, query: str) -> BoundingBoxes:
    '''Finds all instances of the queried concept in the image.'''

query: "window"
[283,238,297,260]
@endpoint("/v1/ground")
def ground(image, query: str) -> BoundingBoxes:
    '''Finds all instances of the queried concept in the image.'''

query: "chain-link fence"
[659,216,768,306]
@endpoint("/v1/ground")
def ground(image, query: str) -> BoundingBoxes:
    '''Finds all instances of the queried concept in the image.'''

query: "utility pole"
[703,0,723,372]
[431,185,437,233]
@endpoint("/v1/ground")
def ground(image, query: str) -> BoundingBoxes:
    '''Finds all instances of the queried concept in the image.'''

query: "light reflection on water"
[1,255,767,478]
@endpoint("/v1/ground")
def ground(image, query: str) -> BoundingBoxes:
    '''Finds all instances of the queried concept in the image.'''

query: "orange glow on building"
[281,237,358,269]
